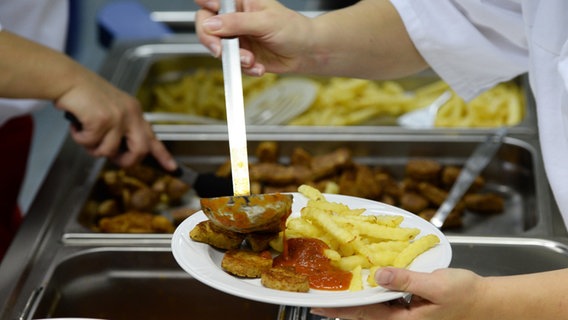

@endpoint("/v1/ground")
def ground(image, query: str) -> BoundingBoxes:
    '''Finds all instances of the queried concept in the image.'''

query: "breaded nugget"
[189,220,245,250]
[255,141,280,163]
[98,211,174,233]
[405,159,442,182]
[400,192,430,214]
[221,249,273,278]
[261,266,310,293]
[419,208,463,229]
[245,232,279,252]
[464,193,505,214]
[441,166,485,191]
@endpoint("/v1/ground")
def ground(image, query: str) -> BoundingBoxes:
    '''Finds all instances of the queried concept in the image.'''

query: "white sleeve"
[389,0,529,100]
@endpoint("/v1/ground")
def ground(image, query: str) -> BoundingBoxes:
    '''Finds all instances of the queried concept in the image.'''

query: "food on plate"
[221,249,273,278]
[200,193,293,233]
[190,220,245,250]
[261,266,310,293]
[189,184,442,293]
[82,163,192,233]
[267,185,440,291]
[245,232,280,252]
[215,143,505,229]
[273,237,354,291]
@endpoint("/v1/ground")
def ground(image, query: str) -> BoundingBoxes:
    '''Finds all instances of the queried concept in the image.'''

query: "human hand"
[311,267,485,320]
[194,0,314,76]
[56,70,176,171]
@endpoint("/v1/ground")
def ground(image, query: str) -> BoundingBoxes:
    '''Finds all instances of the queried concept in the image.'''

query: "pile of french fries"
[146,70,278,120]
[269,185,440,291]
[145,67,524,127]
[436,81,525,127]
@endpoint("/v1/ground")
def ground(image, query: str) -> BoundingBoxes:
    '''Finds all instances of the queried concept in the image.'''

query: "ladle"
[200,0,293,233]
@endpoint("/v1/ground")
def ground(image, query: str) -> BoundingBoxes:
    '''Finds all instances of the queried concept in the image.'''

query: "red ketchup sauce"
[273,237,352,291]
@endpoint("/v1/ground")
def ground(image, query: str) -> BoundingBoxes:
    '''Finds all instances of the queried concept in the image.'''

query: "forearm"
[0,30,88,101]
[479,269,568,319]
[305,0,427,79]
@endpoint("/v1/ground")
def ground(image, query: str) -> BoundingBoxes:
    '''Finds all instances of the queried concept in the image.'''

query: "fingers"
[139,122,177,171]
[194,0,220,12]
[105,117,176,171]
[374,267,445,302]
[60,75,176,170]
[196,8,221,57]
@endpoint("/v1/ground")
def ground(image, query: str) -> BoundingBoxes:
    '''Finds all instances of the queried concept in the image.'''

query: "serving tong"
[430,127,508,228]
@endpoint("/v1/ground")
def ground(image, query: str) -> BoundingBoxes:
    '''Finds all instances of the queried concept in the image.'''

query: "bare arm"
[194,0,427,79]
[0,30,175,170]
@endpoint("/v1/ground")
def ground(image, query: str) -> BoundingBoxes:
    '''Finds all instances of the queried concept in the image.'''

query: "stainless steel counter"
[1,128,567,319]
[2,9,568,317]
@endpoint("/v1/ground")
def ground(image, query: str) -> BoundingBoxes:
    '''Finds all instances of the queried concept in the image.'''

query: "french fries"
[143,67,524,128]
[435,82,524,127]
[271,184,441,292]
[144,70,278,120]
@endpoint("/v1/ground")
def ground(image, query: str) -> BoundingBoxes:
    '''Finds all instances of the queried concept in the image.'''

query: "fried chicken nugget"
[261,266,310,293]
[189,220,245,250]
[221,249,273,278]
[246,232,279,252]
[464,193,505,214]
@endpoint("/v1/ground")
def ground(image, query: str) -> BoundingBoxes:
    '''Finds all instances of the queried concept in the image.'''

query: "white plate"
[171,193,452,307]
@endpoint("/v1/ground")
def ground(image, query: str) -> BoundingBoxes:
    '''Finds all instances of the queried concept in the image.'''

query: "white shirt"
[0,0,69,126]
[390,0,568,228]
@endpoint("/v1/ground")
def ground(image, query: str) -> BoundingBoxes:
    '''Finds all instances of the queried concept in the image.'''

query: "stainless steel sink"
[22,236,568,320]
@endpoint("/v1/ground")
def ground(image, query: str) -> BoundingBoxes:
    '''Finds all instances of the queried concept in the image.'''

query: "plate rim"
[171,192,452,307]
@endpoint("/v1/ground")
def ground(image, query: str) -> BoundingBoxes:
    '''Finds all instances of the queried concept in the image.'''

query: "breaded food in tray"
[65,133,553,237]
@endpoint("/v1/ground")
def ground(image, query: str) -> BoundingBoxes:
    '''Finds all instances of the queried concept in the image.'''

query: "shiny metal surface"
[0,130,562,319]
[0,131,563,319]
[14,236,568,319]
[0,15,563,318]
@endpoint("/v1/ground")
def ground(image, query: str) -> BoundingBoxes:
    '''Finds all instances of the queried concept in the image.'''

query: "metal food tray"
[99,35,538,135]
[62,131,555,242]
[18,236,568,319]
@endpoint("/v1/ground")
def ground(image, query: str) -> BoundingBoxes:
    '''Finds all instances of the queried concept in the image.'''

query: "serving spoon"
[200,0,293,233]
[397,90,452,128]
[430,127,507,228]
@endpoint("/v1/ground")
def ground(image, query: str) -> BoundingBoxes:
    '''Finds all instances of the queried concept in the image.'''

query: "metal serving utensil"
[200,0,293,233]
[220,0,250,197]
[430,128,507,228]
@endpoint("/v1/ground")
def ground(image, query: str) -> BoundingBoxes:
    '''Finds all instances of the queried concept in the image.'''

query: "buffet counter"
[2,32,568,319]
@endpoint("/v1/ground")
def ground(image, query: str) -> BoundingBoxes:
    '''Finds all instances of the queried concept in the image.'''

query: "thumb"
[375,267,440,301]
